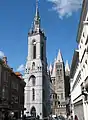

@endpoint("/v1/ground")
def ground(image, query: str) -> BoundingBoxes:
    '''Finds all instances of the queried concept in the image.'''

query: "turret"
[51,58,56,78]
[65,60,70,76]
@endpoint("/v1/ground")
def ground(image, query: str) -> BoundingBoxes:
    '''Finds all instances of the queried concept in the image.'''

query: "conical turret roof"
[51,58,56,77]
[65,60,70,72]
[49,63,53,75]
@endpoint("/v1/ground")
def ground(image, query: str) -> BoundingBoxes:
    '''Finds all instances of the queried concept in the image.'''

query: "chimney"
[3,56,7,64]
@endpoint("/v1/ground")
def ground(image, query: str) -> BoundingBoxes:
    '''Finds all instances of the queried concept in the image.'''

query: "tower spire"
[34,0,40,31]
[36,0,38,16]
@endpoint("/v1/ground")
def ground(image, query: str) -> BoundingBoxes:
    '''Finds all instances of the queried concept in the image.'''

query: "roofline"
[76,0,88,43]
[70,50,79,77]
[0,58,25,84]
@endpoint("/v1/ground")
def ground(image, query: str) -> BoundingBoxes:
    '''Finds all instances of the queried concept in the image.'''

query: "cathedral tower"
[51,50,66,115]
[24,0,50,119]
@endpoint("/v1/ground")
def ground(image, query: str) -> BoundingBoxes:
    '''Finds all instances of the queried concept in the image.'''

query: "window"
[55,101,57,106]
[60,69,62,75]
[53,79,55,84]
[25,68,27,73]
[30,107,36,117]
[32,77,36,86]
[58,101,60,105]
[33,40,36,59]
[11,80,18,90]
[32,62,35,70]
[53,94,54,99]
[83,32,85,38]
[32,88,35,100]
[29,75,36,86]
[55,94,57,99]
[2,86,9,101]
[4,71,8,82]
[81,39,83,43]
[61,93,63,99]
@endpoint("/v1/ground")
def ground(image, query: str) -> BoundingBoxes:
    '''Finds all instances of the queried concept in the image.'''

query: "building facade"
[65,61,70,117]
[50,50,70,116]
[70,0,88,120]
[24,1,50,119]
[0,57,25,120]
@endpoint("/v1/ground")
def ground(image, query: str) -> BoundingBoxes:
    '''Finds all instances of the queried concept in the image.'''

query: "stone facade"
[70,0,88,120]
[50,50,70,116]
[24,1,50,119]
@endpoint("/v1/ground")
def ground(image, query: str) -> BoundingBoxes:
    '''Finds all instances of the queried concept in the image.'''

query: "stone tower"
[24,0,50,119]
[55,50,65,102]
[51,50,66,115]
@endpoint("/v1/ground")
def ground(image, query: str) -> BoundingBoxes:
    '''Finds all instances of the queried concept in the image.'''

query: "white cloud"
[0,51,5,58]
[47,0,83,19]
[17,64,25,72]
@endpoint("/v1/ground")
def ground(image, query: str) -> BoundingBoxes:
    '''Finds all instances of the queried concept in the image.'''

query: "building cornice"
[76,0,88,43]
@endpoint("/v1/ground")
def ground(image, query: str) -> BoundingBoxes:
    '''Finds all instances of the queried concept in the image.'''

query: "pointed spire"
[65,60,70,76]
[65,60,70,71]
[36,0,38,17]
[57,49,63,62]
[51,58,56,77]
[34,0,40,31]
[49,63,52,76]
[47,64,50,75]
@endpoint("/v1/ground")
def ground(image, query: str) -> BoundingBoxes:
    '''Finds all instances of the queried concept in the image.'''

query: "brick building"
[0,56,26,119]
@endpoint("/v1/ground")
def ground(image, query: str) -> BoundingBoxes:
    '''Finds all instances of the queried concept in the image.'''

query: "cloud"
[0,51,5,58]
[17,64,25,72]
[47,0,83,19]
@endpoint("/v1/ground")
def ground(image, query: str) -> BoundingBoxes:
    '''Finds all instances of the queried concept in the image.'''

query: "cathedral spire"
[65,60,70,76]
[56,49,63,62]
[49,63,53,76]
[51,58,56,77]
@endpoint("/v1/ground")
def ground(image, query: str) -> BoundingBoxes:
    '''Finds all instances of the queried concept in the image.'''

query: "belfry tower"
[24,0,50,119]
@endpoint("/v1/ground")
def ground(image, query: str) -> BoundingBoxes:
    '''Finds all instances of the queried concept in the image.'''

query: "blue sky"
[0,0,82,72]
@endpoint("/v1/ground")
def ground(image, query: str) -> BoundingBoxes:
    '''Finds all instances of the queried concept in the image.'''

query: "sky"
[0,0,82,73]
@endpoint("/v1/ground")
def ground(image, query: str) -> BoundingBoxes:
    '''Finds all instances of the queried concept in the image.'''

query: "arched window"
[60,69,62,75]
[32,88,35,101]
[32,76,36,86]
[30,106,36,117]
[32,62,35,70]
[33,40,36,59]
[29,75,36,86]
